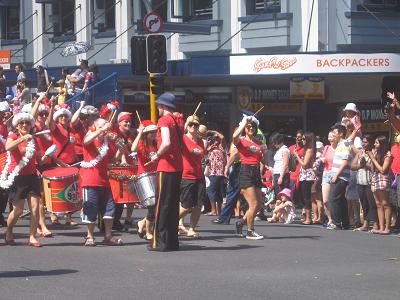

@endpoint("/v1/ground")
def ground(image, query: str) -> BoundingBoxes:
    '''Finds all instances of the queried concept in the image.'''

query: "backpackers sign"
[0,50,11,70]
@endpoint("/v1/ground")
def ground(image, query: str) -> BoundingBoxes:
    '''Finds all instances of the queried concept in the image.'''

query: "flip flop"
[187,232,201,239]
[84,237,96,247]
[136,221,145,239]
[178,226,188,235]
[103,237,123,246]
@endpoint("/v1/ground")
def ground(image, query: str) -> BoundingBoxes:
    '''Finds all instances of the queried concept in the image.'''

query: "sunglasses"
[59,115,68,118]
[18,121,31,126]
[188,122,199,128]
[39,112,49,117]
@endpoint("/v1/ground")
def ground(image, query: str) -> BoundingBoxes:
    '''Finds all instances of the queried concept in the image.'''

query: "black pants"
[300,181,313,209]
[273,173,290,197]
[113,204,124,225]
[151,171,182,251]
[330,178,349,228]
[357,184,377,222]
[0,189,9,224]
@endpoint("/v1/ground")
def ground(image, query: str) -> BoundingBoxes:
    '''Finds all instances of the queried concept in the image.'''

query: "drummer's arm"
[31,93,46,118]
[5,135,31,151]
[71,101,85,126]
[84,123,111,145]
[131,124,144,152]
[47,96,57,131]
[156,127,170,157]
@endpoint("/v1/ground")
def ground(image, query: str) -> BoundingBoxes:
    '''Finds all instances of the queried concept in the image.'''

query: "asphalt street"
[1,210,399,300]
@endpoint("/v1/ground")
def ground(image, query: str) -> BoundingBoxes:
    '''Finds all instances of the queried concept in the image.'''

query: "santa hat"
[12,112,35,128]
[53,104,72,121]
[118,112,132,123]
[142,120,157,133]
[99,100,119,118]
[38,103,50,112]
[81,105,98,116]
[21,104,32,113]
[0,101,10,112]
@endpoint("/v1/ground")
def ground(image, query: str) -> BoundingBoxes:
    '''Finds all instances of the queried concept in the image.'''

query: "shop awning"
[0,0,19,6]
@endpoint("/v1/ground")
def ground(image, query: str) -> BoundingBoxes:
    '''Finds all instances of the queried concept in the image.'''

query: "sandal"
[187,232,201,239]
[136,221,145,239]
[84,237,96,247]
[178,226,188,235]
[38,230,53,238]
[103,237,123,246]
[145,233,153,241]
[65,220,79,226]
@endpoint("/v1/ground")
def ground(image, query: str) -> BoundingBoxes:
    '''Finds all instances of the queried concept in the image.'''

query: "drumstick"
[144,161,154,167]
[34,129,51,136]
[70,161,82,167]
[136,110,142,123]
[193,102,202,116]
[253,106,264,117]
[108,110,117,123]
[45,82,53,95]
[5,114,14,123]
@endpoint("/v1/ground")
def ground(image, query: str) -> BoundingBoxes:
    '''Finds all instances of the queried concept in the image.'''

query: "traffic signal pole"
[149,73,157,123]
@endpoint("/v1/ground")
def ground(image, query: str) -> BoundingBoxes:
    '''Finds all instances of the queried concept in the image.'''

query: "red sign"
[0,49,11,70]
[143,12,163,34]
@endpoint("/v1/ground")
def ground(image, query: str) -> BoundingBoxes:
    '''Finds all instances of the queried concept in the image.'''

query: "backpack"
[288,152,297,172]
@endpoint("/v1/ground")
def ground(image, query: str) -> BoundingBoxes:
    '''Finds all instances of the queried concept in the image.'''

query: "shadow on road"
[267,235,321,240]
[178,244,263,251]
[0,268,78,278]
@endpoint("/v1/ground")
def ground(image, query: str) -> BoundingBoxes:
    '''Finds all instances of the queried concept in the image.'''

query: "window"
[43,0,75,37]
[0,1,20,40]
[92,0,115,32]
[358,0,400,11]
[140,0,168,21]
[245,0,281,15]
[172,0,213,21]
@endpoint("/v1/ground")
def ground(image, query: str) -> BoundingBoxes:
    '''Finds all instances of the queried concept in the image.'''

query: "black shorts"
[8,174,41,202]
[239,164,263,189]
[180,178,206,209]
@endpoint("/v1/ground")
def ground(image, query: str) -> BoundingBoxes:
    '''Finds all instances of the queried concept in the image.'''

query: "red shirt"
[157,113,184,172]
[52,123,77,164]
[182,135,205,180]
[107,128,136,165]
[391,144,400,174]
[7,133,37,175]
[137,140,158,175]
[236,137,263,165]
[34,123,52,165]
[289,144,304,180]
[80,137,115,187]
[0,123,7,153]
[73,122,85,156]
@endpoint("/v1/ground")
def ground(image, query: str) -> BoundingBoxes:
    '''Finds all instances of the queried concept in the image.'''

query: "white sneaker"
[246,230,264,240]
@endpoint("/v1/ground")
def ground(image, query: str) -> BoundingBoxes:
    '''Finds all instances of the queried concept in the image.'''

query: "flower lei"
[0,139,36,189]
[80,138,109,168]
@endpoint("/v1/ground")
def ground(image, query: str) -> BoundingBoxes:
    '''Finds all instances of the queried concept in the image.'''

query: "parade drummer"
[131,120,158,240]
[0,101,11,227]
[2,112,54,247]
[80,118,123,246]
[47,99,79,226]
[233,115,267,240]
[30,93,54,237]
[148,92,184,252]
[107,112,137,231]
[72,102,98,161]
[178,115,206,239]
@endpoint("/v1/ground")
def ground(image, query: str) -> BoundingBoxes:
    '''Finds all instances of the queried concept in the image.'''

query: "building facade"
[1,0,400,137]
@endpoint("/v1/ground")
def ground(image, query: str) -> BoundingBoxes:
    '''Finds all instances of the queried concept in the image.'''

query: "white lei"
[0,139,36,189]
[0,135,5,145]
[80,138,109,168]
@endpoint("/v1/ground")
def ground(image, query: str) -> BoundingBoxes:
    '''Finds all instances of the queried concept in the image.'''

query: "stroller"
[259,169,275,218]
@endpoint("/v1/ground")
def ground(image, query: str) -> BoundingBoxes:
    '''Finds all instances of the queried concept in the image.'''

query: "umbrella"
[60,42,91,57]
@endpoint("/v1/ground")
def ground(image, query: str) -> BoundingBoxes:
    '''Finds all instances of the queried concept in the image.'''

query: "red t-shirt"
[137,140,158,175]
[182,135,205,180]
[7,133,37,175]
[52,123,77,164]
[157,114,184,172]
[391,144,400,174]
[73,122,85,156]
[0,123,7,153]
[289,144,304,180]
[236,137,263,165]
[80,137,115,187]
[34,123,52,165]
[107,129,136,165]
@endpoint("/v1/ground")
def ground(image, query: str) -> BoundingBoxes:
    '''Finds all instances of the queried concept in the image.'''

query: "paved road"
[1,211,399,300]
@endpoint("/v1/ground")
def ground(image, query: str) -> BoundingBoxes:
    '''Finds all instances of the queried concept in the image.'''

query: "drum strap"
[56,126,71,159]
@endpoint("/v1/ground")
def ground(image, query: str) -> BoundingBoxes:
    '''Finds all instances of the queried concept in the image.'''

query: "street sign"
[143,12,163,34]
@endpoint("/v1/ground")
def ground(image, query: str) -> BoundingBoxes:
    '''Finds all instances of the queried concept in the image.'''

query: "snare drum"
[42,167,81,213]
[131,172,157,207]
[108,164,138,203]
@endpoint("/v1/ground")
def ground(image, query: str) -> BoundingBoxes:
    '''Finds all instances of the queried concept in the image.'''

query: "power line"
[305,0,316,51]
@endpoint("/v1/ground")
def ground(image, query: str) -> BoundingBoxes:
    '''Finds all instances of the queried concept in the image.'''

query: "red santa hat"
[142,120,157,133]
[53,104,72,121]
[99,100,119,118]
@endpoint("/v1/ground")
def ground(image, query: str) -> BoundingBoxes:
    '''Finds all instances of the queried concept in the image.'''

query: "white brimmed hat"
[12,112,35,128]
[0,101,11,112]
[81,105,98,116]
[343,103,359,113]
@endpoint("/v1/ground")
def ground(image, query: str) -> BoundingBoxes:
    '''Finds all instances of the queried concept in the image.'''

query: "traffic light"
[146,34,167,74]
[131,36,147,75]
[150,74,164,95]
